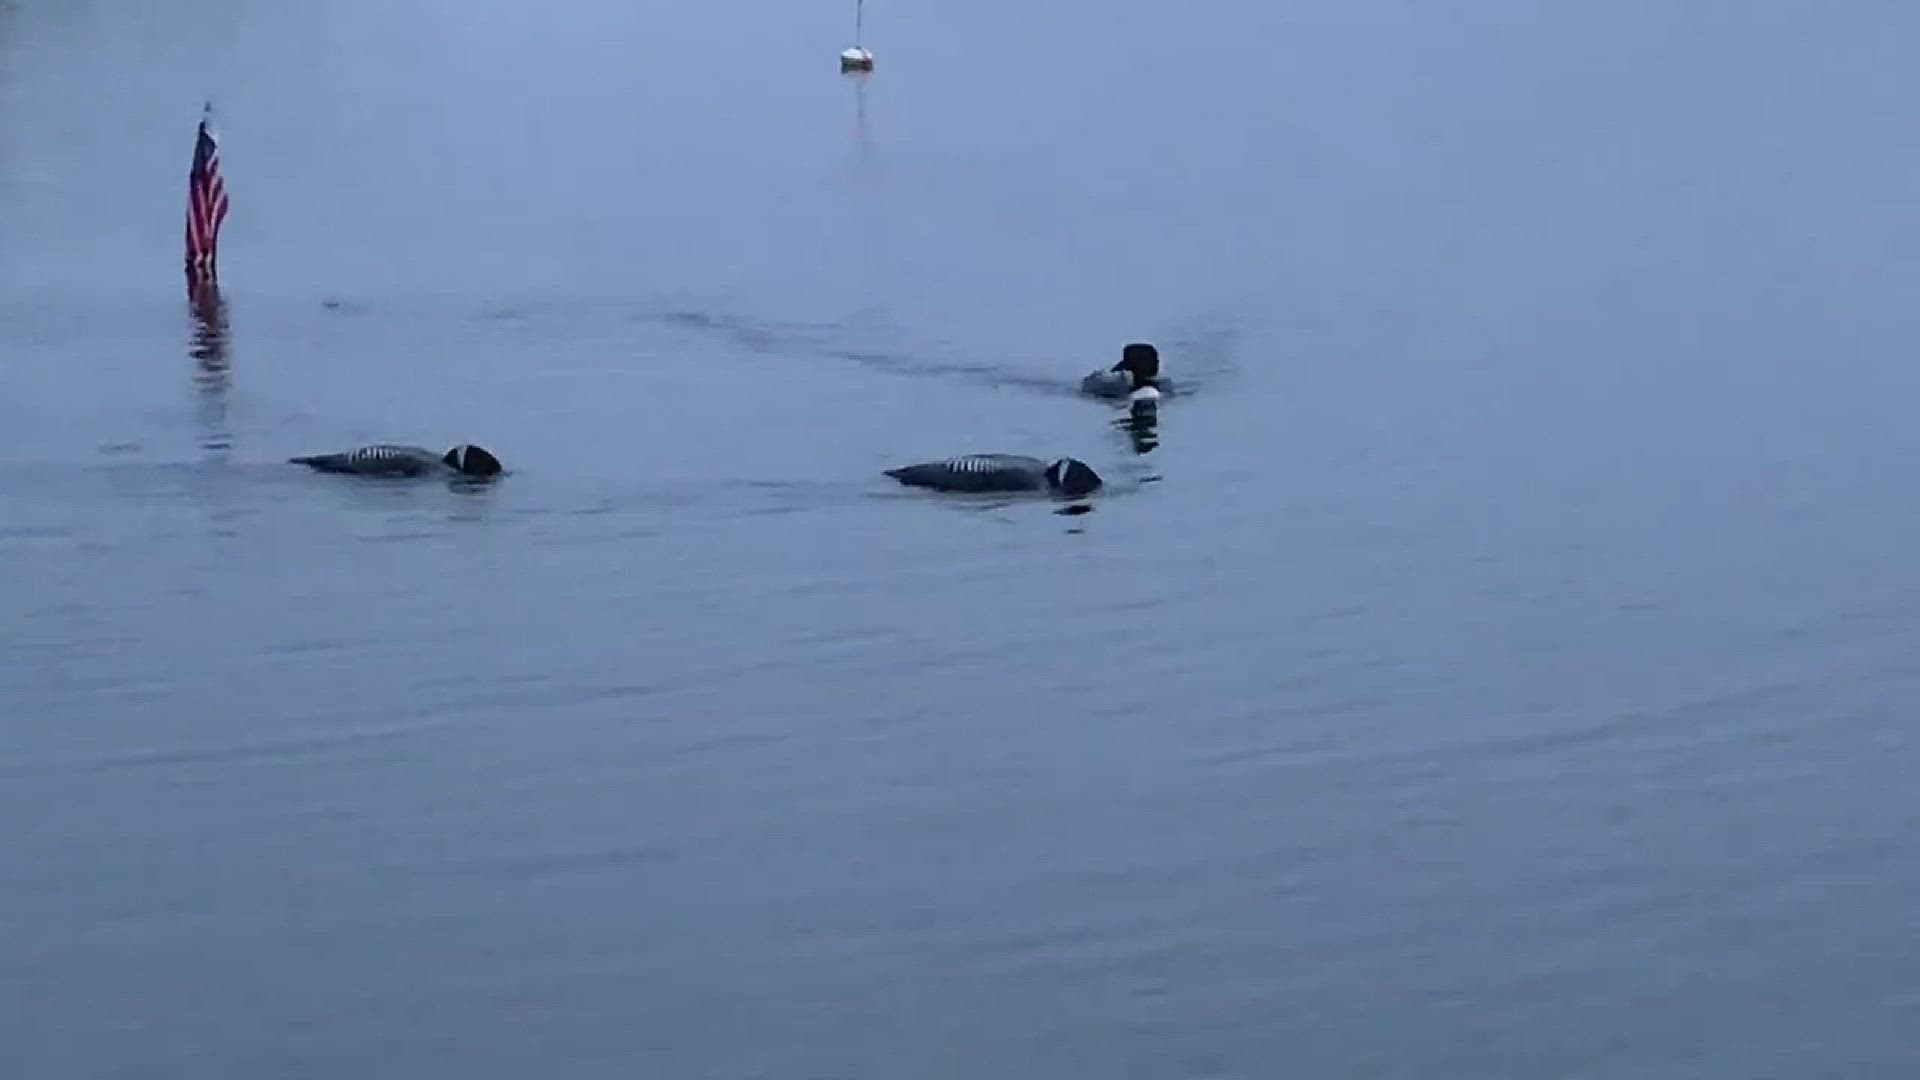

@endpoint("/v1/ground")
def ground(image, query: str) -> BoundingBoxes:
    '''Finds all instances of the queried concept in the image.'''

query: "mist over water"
[6,1,1920,1076]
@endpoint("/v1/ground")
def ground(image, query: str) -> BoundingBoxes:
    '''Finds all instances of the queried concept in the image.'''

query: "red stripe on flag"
[186,119,229,280]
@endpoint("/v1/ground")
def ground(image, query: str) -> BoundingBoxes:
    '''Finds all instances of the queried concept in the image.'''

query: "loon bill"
[884,454,1102,497]
[1080,341,1174,400]
[289,443,504,479]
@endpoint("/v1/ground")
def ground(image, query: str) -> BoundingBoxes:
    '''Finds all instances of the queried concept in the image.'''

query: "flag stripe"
[186,119,228,278]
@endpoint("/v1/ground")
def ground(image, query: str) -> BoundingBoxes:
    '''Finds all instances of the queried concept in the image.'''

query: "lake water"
[6,1,1920,1076]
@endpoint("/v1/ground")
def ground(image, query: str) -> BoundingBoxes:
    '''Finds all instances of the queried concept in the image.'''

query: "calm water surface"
[6,1,1920,1076]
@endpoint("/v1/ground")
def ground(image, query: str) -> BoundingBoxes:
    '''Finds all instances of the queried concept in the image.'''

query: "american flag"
[185,102,229,282]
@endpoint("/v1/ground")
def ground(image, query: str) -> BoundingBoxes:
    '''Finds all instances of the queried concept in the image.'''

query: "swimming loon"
[289,443,504,479]
[1080,342,1173,403]
[885,454,1102,497]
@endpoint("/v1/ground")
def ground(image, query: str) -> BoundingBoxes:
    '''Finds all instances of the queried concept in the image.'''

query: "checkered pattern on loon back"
[348,445,419,465]
[942,454,1040,473]
[944,455,1001,473]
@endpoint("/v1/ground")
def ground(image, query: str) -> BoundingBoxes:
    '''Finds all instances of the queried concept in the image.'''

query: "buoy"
[840,45,874,73]
[840,0,873,72]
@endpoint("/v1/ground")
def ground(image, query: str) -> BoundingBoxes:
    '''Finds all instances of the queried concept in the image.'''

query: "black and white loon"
[1080,342,1173,404]
[885,454,1102,497]
[289,443,504,479]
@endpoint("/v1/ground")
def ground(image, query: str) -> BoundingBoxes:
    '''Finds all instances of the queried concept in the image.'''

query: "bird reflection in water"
[1059,398,1163,526]
[1114,396,1159,455]
[188,276,231,457]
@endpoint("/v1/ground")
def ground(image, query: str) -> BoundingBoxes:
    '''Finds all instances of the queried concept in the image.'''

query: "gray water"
[6,1,1920,1076]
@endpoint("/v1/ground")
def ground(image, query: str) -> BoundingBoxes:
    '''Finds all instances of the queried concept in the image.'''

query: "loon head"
[1044,457,1103,497]
[442,444,504,477]
[1119,342,1160,385]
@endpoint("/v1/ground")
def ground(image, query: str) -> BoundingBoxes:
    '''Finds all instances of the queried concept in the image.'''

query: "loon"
[885,454,1102,497]
[1080,342,1173,404]
[289,443,504,479]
